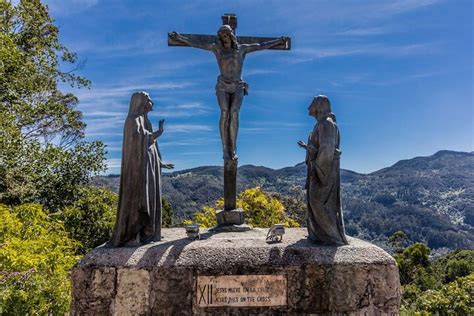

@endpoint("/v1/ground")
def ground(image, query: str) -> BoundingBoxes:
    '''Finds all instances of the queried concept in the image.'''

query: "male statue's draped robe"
[305,114,348,245]
[111,93,162,246]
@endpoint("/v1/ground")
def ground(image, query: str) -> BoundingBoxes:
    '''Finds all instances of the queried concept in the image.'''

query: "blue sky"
[45,0,473,174]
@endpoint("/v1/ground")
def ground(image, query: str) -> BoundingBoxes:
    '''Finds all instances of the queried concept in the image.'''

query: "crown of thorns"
[218,25,233,36]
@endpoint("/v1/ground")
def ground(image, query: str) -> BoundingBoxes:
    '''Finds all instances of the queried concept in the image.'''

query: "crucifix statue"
[169,14,291,227]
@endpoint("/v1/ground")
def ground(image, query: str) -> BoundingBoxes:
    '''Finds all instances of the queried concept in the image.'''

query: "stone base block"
[210,223,252,232]
[216,208,245,225]
[71,228,400,315]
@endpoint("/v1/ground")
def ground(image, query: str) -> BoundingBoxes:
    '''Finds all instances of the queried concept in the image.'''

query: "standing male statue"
[298,95,348,245]
[169,14,290,223]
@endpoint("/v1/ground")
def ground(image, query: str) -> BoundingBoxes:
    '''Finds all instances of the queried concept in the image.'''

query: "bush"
[415,273,474,315]
[0,203,78,314]
[188,187,300,228]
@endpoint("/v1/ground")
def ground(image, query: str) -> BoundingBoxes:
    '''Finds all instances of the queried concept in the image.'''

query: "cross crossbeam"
[168,34,291,50]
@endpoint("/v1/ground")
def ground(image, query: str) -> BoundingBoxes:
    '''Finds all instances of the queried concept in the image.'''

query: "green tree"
[431,249,474,284]
[395,242,436,290]
[0,203,78,314]
[389,230,408,254]
[396,242,474,314]
[188,187,300,228]
[1,0,90,134]
[444,259,472,283]
[411,273,474,315]
[59,187,117,254]
[162,197,174,228]
[0,0,106,211]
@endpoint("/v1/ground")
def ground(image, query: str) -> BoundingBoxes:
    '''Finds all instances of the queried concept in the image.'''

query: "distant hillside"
[94,150,474,250]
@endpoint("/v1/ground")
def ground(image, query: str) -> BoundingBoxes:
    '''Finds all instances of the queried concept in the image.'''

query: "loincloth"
[215,75,249,95]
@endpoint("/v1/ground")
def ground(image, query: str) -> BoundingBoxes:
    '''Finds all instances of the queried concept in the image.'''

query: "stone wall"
[71,228,400,315]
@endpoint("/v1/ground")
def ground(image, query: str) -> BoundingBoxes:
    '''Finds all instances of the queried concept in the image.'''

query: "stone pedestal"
[215,208,251,232]
[71,229,400,315]
[216,208,244,225]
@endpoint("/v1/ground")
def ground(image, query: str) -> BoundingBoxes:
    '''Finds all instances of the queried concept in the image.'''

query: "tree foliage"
[192,206,218,228]
[388,230,408,254]
[414,273,473,315]
[396,242,431,286]
[432,249,474,284]
[0,203,78,314]
[188,187,300,228]
[273,190,306,226]
[59,187,117,254]
[1,0,90,141]
[0,2,111,312]
[393,232,474,314]
[162,197,174,228]
[0,0,106,211]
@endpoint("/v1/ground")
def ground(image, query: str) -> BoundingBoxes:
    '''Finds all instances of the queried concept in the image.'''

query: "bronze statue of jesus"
[170,26,288,160]
[169,14,290,214]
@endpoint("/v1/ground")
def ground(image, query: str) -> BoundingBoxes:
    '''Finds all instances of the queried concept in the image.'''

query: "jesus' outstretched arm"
[241,36,288,54]
[169,32,215,51]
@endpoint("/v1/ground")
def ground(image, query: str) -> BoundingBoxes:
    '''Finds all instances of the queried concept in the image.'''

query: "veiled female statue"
[298,95,348,246]
[110,92,174,247]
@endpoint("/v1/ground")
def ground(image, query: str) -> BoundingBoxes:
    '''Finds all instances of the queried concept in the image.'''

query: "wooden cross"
[167,14,290,215]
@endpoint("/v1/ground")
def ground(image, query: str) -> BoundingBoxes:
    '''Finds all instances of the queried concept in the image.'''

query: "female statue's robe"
[305,115,348,245]
[110,94,162,246]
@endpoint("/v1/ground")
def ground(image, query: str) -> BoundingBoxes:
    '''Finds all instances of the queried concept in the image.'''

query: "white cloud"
[180,151,220,155]
[166,124,213,133]
[240,121,305,133]
[84,111,126,117]
[86,132,122,137]
[76,82,195,103]
[274,0,443,27]
[85,118,124,133]
[106,158,121,169]
[151,102,212,118]
[45,0,99,16]
[289,42,438,64]
[174,102,206,110]
[159,137,219,147]
[245,69,279,76]
[67,33,167,56]
[372,0,442,17]
[105,146,122,152]
[334,27,390,37]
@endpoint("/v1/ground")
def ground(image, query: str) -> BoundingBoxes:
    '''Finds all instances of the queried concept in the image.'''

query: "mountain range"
[93,150,474,250]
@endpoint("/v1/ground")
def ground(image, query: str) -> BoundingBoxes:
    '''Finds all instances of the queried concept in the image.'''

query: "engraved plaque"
[196,275,287,307]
